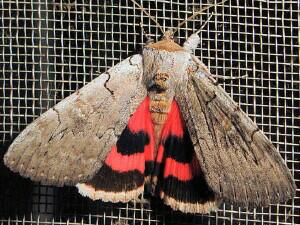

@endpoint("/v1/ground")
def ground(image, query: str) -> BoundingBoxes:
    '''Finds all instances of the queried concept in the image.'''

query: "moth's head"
[145,29,184,52]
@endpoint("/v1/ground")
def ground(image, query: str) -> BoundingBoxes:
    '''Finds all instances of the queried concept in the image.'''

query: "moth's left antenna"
[130,0,164,34]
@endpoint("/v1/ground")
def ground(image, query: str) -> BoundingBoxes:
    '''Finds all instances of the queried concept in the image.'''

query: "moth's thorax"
[142,41,192,96]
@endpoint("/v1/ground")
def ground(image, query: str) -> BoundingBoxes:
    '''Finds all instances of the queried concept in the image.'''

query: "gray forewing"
[175,56,296,208]
[4,54,146,186]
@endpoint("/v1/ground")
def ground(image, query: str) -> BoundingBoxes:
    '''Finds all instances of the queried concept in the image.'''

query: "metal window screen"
[0,0,299,224]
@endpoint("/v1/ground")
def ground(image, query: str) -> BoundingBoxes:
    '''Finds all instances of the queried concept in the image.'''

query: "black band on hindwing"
[163,129,194,163]
[86,164,144,192]
[159,128,215,204]
[116,126,150,155]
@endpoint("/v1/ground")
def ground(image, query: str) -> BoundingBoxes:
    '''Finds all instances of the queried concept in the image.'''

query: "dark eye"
[146,38,154,45]
[173,36,180,45]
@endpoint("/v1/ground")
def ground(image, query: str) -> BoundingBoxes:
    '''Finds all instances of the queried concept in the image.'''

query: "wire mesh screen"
[0,0,299,224]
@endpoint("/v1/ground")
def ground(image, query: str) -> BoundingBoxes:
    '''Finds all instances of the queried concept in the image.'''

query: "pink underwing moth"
[3,1,296,214]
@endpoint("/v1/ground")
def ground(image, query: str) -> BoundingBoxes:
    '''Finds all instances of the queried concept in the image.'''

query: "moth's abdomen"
[149,96,172,152]
[149,98,171,124]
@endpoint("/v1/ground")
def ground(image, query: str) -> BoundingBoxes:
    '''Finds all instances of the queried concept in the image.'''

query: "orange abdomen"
[149,97,172,154]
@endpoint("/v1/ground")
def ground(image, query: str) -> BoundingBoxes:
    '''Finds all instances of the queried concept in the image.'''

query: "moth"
[4,1,296,214]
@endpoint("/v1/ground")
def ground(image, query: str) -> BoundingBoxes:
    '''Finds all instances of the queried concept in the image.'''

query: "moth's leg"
[191,54,248,82]
[139,22,154,45]
[210,74,248,80]
[191,54,247,81]
[183,13,214,51]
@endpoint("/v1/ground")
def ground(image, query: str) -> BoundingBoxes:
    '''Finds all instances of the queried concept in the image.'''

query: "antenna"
[173,0,228,34]
[130,0,164,34]
[195,12,214,35]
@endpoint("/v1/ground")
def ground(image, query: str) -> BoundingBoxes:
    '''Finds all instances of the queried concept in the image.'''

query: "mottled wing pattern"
[4,54,146,186]
[176,62,296,208]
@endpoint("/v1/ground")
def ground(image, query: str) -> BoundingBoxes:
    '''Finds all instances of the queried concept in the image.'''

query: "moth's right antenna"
[173,0,227,35]
[130,0,164,34]
[194,13,214,35]
[183,13,214,51]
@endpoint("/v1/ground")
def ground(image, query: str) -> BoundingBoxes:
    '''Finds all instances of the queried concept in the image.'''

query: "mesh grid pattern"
[0,0,299,224]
